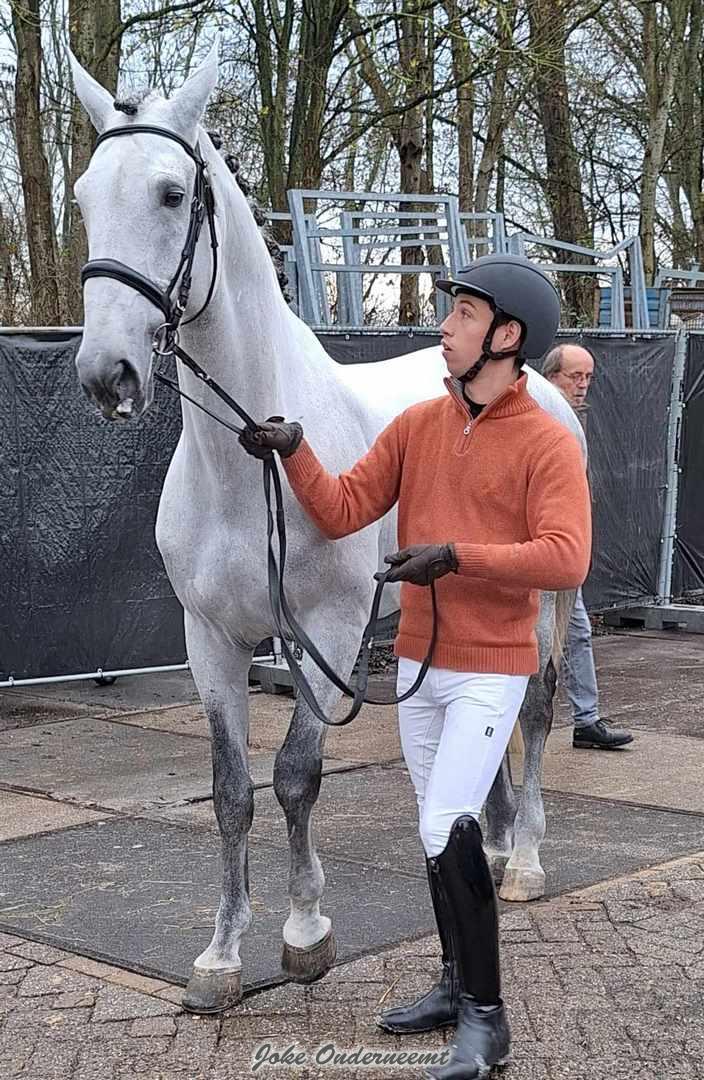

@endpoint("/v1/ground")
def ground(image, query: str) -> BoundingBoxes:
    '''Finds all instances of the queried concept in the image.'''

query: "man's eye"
[164,191,184,208]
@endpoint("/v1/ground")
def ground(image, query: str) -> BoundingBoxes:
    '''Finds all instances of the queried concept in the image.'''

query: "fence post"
[656,330,688,601]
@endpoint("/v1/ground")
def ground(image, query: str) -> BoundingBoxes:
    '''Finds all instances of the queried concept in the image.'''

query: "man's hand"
[375,544,459,586]
[238,416,304,459]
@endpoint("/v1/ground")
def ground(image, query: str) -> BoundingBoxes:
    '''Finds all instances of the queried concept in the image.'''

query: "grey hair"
[542,341,598,378]
[542,344,566,379]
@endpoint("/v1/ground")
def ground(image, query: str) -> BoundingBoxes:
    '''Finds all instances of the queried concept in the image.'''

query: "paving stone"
[0,932,27,949]
[129,1015,177,1037]
[0,967,27,986]
[52,989,97,1009]
[18,965,101,997]
[8,940,71,965]
[0,952,33,972]
[23,1040,79,1080]
[59,954,174,996]
[91,985,180,1023]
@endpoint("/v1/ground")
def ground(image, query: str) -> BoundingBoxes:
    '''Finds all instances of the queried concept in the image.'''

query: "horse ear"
[165,39,219,133]
[67,49,115,133]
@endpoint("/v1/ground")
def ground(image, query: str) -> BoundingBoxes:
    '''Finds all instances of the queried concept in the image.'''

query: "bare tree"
[11,0,61,324]
[527,0,594,321]
[638,0,689,281]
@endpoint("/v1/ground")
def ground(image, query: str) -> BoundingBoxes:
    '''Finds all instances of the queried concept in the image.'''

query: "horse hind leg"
[181,617,255,1013]
[274,690,337,983]
[499,661,556,903]
[484,755,517,885]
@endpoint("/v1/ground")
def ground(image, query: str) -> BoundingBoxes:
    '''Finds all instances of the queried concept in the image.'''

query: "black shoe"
[426,997,511,1080]
[573,718,634,749]
[377,859,459,1034]
[377,959,458,1034]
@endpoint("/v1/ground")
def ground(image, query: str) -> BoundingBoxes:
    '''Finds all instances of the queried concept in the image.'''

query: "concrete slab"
[112,703,210,739]
[71,686,403,764]
[2,670,199,714]
[0,717,358,813]
[248,695,403,764]
[0,691,114,732]
[0,717,212,811]
[532,727,704,813]
[0,791,106,841]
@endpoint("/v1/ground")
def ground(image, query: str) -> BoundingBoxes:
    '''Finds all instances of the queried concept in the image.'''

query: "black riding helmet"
[436,254,560,383]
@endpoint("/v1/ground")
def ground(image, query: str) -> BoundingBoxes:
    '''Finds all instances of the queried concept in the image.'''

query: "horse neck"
[176,135,299,448]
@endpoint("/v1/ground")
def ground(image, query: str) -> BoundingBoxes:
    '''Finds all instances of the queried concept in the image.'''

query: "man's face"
[548,345,595,407]
[439,293,497,378]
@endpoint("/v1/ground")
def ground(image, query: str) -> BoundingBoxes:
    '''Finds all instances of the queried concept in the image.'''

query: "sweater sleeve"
[453,431,592,590]
[281,416,405,540]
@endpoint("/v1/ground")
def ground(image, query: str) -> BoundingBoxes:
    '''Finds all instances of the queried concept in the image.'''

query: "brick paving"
[1,852,703,1079]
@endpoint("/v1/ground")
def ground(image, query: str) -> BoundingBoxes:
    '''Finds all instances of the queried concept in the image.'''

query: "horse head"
[69,43,219,420]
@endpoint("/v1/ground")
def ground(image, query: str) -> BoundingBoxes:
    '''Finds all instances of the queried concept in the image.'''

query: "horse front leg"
[484,755,517,885]
[273,609,362,984]
[181,614,255,1013]
[499,661,556,902]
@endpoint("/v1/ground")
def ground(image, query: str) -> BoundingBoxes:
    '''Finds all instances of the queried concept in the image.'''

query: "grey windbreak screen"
[0,329,675,680]
[554,333,674,610]
[673,333,704,594]
[0,332,185,680]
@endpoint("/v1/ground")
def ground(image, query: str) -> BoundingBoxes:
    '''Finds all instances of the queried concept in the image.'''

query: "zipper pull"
[463,423,472,435]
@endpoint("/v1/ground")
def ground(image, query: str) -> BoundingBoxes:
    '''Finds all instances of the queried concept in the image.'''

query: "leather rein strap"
[80,124,436,726]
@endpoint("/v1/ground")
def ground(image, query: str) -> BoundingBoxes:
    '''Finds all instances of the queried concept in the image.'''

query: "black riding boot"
[426,816,510,1080]
[377,859,459,1034]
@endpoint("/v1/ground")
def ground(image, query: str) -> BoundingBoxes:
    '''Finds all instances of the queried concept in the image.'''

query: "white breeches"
[397,658,529,858]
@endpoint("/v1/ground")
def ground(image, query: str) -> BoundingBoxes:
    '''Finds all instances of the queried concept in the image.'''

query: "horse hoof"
[182,968,242,1014]
[486,852,509,885]
[499,867,545,903]
[282,928,337,983]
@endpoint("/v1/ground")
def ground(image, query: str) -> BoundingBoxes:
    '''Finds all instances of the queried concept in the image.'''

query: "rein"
[81,124,437,726]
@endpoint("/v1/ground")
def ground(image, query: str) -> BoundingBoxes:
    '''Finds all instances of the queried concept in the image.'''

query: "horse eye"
[164,190,185,208]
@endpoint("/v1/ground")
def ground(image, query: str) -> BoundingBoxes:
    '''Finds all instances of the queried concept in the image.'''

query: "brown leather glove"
[238,416,304,459]
[376,544,459,586]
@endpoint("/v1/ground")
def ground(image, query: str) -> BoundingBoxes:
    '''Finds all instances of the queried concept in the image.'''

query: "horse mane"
[207,131,293,306]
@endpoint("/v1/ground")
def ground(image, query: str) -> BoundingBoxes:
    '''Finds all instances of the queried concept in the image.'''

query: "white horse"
[69,44,585,1013]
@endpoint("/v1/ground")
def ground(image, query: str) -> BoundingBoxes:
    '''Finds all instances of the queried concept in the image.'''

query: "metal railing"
[507,234,649,330]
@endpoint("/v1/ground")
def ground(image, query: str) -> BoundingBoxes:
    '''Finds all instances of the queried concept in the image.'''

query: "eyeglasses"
[560,371,594,385]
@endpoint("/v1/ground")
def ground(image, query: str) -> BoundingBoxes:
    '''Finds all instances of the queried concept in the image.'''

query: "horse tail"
[551,588,577,669]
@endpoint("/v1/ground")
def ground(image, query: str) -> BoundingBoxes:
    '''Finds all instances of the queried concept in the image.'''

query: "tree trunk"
[474,1,517,250]
[527,0,593,322]
[443,0,473,211]
[12,0,61,324]
[639,0,688,283]
[250,0,293,218]
[287,0,351,191]
[67,0,122,322]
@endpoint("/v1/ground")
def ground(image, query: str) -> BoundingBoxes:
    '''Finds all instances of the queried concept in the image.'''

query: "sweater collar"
[445,372,538,421]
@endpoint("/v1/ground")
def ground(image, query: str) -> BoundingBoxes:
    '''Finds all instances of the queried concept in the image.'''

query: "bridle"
[81,124,219,357]
[80,123,437,725]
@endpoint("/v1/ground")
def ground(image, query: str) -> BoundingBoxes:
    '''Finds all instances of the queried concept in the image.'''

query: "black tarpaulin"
[0,329,680,680]
[673,333,704,594]
[0,332,185,680]
[554,333,674,610]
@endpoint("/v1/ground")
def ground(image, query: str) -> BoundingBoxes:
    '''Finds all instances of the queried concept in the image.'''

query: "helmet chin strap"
[458,310,521,384]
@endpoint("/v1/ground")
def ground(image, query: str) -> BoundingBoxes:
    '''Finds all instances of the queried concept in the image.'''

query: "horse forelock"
[113,89,161,116]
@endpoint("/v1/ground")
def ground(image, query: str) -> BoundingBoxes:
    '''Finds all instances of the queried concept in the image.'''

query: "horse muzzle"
[76,353,148,421]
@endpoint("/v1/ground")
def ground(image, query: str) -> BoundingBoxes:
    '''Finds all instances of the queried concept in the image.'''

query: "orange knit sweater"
[283,375,592,675]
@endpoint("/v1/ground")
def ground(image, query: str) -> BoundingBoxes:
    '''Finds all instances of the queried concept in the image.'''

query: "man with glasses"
[543,343,634,750]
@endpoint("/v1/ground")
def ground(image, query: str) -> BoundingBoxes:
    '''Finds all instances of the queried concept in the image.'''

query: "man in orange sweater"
[240,255,591,1080]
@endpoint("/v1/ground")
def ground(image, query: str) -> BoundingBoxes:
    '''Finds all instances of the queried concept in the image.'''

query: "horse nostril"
[112,358,140,399]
